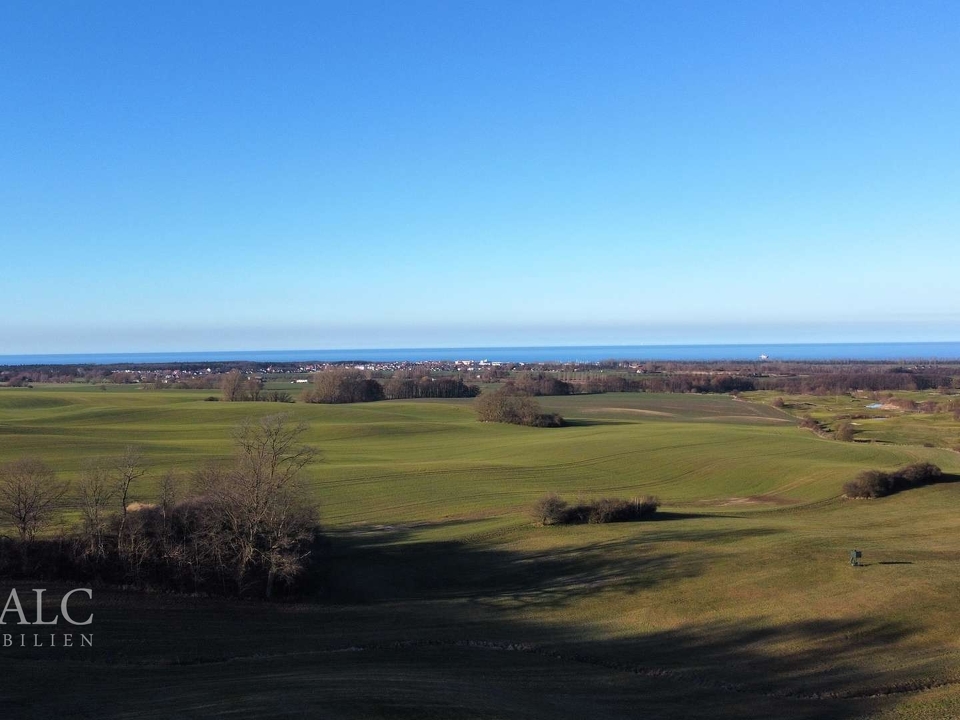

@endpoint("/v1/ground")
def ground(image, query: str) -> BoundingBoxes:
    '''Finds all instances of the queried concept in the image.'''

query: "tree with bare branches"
[77,458,115,559]
[201,414,318,596]
[0,458,67,542]
[115,446,147,559]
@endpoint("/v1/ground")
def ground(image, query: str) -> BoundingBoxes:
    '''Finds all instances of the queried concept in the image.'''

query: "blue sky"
[1,1,958,353]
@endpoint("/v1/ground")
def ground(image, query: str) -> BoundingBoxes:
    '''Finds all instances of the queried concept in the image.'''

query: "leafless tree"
[159,469,179,518]
[115,446,147,556]
[220,369,245,401]
[199,415,317,596]
[0,458,67,541]
[77,458,115,559]
[244,377,263,402]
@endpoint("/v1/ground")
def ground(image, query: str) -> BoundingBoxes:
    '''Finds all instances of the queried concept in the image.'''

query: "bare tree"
[0,458,67,541]
[149,468,178,557]
[77,459,115,559]
[159,469,179,519]
[244,377,263,402]
[115,446,147,555]
[220,369,246,402]
[204,414,317,596]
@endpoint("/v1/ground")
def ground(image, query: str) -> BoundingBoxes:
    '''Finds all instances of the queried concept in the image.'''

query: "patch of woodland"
[0,415,320,599]
[474,390,565,427]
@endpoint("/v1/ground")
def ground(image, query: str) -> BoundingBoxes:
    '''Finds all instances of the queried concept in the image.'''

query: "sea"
[2,342,960,366]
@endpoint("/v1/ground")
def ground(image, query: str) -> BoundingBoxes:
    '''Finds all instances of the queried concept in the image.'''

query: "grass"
[1,385,959,718]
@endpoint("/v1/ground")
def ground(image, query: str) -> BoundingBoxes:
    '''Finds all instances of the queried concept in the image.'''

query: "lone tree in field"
[0,458,67,541]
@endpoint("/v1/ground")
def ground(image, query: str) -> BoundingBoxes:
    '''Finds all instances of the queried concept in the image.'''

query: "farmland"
[1,385,959,718]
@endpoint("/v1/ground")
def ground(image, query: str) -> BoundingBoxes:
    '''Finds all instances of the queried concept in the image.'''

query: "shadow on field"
[560,418,638,427]
[641,525,786,545]
[562,616,923,716]
[319,525,710,607]
[0,519,932,720]
[0,582,924,720]
[646,510,735,522]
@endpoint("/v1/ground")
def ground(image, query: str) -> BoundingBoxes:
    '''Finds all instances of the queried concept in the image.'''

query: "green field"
[747,390,960,451]
[1,385,959,719]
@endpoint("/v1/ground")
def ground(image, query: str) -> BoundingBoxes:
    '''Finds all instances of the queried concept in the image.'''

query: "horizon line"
[3,339,960,366]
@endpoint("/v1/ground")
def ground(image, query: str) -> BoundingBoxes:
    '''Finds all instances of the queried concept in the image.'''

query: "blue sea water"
[1,342,960,365]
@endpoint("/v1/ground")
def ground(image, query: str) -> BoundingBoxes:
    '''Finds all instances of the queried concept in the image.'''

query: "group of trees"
[755,370,956,395]
[501,373,576,397]
[302,369,480,404]
[488,372,758,397]
[532,493,660,525]
[383,374,480,400]
[474,389,565,427]
[220,370,293,403]
[481,364,960,398]
[302,368,386,403]
[0,415,321,598]
[843,462,944,499]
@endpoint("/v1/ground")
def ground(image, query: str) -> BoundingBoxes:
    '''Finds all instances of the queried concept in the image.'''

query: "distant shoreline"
[2,341,960,366]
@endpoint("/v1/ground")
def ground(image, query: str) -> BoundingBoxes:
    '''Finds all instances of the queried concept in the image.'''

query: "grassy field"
[1,385,959,718]
[747,389,960,451]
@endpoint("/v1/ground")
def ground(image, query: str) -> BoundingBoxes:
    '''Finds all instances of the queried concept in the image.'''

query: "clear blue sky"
[2,1,958,353]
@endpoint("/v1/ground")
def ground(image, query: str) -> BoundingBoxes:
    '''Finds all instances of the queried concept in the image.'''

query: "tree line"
[301,369,480,404]
[486,367,960,397]
[0,415,320,599]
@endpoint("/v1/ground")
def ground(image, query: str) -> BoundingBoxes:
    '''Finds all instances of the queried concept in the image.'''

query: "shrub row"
[843,462,944,499]
[532,493,660,525]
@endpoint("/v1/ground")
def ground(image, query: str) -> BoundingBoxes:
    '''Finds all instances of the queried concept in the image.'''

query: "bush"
[531,494,568,525]
[798,416,821,432]
[261,390,294,403]
[843,470,891,499]
[892,462,942,488]
[532,494,659,525]
[844,462,943,499]
[834,421,855,442]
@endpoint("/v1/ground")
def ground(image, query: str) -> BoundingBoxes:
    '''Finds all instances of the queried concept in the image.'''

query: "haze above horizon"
[2,1,958,354]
